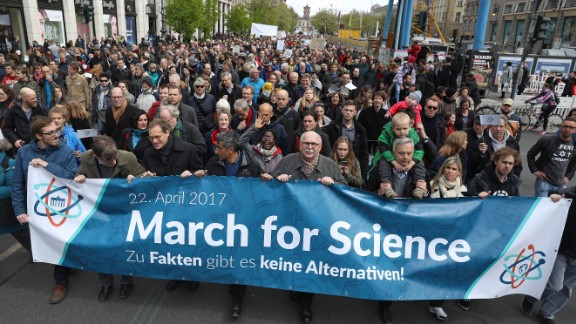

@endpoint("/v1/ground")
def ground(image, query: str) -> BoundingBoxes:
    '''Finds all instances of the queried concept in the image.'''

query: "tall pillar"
[23,0,42,44]
[473,0,490,50]
[156,0,162,37]
[63,0,78,42]
[401,0,415,48]
[136,0,147,41]
[93,0,105,40]
[382,0,394,46]
[117,0,127,39]
[394,0,404,50]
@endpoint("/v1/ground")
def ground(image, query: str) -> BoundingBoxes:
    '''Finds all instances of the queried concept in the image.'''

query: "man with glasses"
[74,135,146,302]
[270,130,346,323]
[11,115,77,304]
[188,77,216,133]
[418,96,446,162]
[527,117,576,197]
[157,104,206,155]
[241,85,257,113]
[2,87,48,149]
[467,115,522,182]
[91,73,113,133]
[104,87,140,145]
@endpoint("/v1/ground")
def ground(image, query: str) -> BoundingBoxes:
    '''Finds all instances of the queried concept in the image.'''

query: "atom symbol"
[33,178,83,227]
[500,244,546,288]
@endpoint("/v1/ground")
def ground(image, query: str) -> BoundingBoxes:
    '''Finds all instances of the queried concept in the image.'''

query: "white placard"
[76,129,99,139]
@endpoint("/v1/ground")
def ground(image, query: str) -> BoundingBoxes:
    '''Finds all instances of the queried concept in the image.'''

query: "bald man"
[248,102,288,153]
[2,87,48,148]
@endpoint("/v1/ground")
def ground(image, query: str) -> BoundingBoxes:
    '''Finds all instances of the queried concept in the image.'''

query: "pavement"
[1,92,576,323]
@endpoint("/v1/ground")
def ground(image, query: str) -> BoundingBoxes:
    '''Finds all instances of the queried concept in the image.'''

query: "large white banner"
[251,23,278,37]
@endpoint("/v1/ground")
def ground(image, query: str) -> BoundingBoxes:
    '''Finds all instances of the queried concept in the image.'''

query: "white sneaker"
[429,307,448,321]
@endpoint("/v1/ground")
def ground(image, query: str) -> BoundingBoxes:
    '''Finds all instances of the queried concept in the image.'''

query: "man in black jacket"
[324,100,369,178]
[527,117,576,197]
[2,87,48,149]
[194,131,261,319]
[467,147,522,197]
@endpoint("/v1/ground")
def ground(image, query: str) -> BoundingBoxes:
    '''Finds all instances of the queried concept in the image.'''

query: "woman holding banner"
[428,156,467,319]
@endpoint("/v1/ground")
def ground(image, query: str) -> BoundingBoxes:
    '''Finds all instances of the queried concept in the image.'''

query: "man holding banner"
[74,135,146,302]
[271,131,345,323]
[195,131,261,319]
[12,115,77,304]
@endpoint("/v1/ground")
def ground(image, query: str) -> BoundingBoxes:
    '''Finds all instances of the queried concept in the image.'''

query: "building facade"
[431,0,466,42]
[485,0,576,53]
[0,0,231,52]
[461,0,479,41]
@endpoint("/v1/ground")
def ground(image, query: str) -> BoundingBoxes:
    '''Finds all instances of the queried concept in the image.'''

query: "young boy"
[373,111,427,198]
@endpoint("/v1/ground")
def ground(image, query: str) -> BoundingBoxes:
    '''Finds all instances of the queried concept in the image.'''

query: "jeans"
[535,179,564,197]
[527,253,576,319]
[53,265,70,286]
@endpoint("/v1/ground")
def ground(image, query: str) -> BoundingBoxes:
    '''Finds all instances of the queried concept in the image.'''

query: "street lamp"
[160,0,167,39]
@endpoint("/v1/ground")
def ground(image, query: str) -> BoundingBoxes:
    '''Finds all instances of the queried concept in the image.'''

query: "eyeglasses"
[242,92,252,96]
[262,135,274,140]
[41,129,61,136]
[301,142,320,148]
[111,96,124,100]
[100,79,109,82]
[561,125,576,130]
[426,105,438,110]
[195,85,204,88]
[148,135,164,141]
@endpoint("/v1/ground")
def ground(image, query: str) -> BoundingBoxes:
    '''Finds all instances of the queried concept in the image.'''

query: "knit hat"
[408,90,422,103]
[262,82,273,97]
[407,56,417,64]
[262,82,273,92]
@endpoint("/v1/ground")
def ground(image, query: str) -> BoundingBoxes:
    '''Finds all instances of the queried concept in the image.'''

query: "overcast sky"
[287,0,385,17]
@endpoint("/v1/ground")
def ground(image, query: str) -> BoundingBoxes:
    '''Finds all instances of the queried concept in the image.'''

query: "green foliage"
[199,0,220,39]
[245,0,299,32]
[165,0,203,39]
[226,4,252,33]
[310,10,339,34]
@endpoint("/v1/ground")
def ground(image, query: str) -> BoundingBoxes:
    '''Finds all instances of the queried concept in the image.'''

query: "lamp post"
[160,0,167,39]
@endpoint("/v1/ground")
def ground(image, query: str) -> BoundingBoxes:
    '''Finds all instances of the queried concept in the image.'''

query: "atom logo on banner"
[499,244,546,288]
[33,178,83,227]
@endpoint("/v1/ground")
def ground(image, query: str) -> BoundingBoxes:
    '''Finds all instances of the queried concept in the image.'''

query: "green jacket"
[76,150,146,179]
[372,123,424,167]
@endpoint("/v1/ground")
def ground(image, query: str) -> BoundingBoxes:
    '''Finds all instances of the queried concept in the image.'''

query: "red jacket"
[387,101,423,124]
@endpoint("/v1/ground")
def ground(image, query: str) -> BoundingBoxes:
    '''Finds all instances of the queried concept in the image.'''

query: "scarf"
[254,144,279,162]
[131,128,147,148]
[112,100,127,123]
[436,176,462,198]
[301,154,319,177]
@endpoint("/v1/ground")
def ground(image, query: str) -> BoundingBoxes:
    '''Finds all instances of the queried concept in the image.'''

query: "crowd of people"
[1,33,576,324]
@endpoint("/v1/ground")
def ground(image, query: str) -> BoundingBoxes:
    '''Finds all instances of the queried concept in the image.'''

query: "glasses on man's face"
[148,135,164,141]
[301,142,320,148]
[42,129,61,137]
[111,96,124,100]
[426,105,438,110]
[195,85,204,89]
[100,79,109,83]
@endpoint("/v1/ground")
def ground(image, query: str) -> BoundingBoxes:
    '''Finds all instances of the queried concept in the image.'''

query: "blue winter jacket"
[11,140,77,216]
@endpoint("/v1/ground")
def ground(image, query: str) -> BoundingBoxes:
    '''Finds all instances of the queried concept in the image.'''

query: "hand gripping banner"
[27,167,570,301]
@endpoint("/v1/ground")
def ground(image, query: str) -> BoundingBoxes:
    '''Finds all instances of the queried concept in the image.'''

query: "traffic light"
[418,11,427,30]
[83,4,94,22]
[532,15,552,42]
